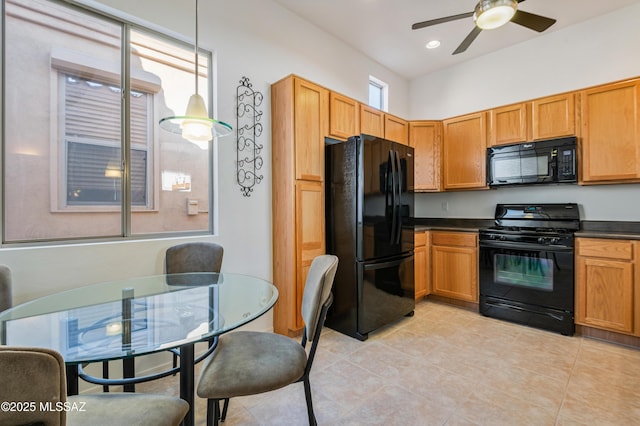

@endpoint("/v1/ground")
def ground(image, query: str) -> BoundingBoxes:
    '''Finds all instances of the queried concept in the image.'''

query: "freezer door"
[358,254,415,338]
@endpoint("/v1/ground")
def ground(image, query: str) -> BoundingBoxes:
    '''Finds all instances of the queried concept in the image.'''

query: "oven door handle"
[479,240,574,252]
[484,300,567,322]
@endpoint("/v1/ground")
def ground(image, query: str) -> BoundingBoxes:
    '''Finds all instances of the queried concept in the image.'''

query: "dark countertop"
[411,218,493,233]
[577,221,640,240]
[411,218,640,240]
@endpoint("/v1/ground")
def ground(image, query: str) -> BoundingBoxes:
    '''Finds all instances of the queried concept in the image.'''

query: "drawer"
[432,231,477,248]
[576,238,634,261]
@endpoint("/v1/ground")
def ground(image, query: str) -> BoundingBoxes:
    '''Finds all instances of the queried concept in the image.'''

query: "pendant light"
[474,0,517,30]
[159,0,232,149]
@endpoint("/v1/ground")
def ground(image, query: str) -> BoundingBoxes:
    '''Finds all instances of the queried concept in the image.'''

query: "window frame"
[53,71,155,212]
[368,75,389,112]
[1,0,219,245]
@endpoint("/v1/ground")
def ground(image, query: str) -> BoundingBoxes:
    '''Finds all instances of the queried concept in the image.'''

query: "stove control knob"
[550,237,560,245]
[537,237,546,244]
[499,235,507,241]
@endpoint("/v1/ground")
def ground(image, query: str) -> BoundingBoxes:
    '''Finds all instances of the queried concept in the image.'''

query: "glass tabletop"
[0,273,278,364]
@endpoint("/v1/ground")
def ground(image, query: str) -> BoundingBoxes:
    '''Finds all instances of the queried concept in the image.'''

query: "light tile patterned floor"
[138,300,640,425]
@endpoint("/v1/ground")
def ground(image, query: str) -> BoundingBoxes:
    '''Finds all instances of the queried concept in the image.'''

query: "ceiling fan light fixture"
[474,0,517,30]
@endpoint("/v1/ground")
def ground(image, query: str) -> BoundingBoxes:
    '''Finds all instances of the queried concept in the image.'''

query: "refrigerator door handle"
[393,150,403,245]
[388,150,398,245]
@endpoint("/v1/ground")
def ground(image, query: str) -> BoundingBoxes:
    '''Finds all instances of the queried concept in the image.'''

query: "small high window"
[368,75,388,111]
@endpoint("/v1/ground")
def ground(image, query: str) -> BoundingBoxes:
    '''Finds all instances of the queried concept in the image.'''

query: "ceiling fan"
[412,0,556,55]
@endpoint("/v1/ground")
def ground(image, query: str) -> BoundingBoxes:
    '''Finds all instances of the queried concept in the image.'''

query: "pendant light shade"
[158,0,232,148]
[474,0,517,30]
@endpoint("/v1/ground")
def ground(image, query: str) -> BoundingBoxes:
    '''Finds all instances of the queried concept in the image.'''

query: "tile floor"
[138,300,640,425]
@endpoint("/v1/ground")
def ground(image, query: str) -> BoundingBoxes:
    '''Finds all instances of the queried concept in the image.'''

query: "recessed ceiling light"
[426,40,441,49]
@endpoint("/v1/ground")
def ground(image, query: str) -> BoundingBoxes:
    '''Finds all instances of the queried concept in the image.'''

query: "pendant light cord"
[194,0,199,96]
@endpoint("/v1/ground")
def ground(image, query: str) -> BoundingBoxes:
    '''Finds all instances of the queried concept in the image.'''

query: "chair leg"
[206,399,220,426]
[102,362,109,392]
[303,376,317,426]
[221,398,230,422]
[172,352,178,376]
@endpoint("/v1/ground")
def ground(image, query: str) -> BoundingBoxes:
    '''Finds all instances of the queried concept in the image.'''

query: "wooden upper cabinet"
[531,93,576,140]
[329,92,359,140]
[360,104,384,138]
[580,79,640,183]
[409,121,442,191]
[384,113,409,145]
[294,78,328,181]
[489,102,530,146]
[442,112,487,190]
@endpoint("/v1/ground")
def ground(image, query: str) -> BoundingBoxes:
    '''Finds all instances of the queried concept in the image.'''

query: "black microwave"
[487,137,577,187]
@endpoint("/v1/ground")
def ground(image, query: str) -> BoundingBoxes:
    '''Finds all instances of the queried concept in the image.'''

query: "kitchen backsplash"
[414,182,640,221]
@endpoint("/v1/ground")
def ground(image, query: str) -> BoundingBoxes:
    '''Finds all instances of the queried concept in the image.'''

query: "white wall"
[411,3,640,221]
[0,0,409,328]
[410,3,640,120]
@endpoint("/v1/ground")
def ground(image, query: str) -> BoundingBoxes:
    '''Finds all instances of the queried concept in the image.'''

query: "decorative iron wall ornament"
[236,76,263,197]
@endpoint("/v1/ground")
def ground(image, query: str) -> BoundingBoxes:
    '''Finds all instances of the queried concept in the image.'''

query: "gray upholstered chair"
[196,254,339,426]
[0,265,13,312]
[0,346,189,426]
[165,242,224,274]
[165,241,224,369]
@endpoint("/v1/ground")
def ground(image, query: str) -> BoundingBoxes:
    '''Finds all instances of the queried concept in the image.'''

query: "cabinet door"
[442,112,487,190]
[384,114,408,145]
[414,231,429,300]
[360,104,384,138]
[295,180,325,331]
[329,92,359,140]
[531,93,575,140]
[294,79,328,181]
[409,121,442,191]
[431,245,478,302]
[489,103,529,146]
[581,80,640,183]
[576,256,634,334]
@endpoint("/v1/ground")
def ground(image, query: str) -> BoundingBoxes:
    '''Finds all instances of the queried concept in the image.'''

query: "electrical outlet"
[441,201,449,212]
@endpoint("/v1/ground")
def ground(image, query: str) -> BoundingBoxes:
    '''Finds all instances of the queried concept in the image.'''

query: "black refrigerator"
[325,134,415,341]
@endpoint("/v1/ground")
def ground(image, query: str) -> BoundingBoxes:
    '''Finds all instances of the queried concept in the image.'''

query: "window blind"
[64,74,149,205]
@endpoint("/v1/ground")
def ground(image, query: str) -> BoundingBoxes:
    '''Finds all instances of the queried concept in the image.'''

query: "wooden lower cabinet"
[575,238,640,336]
[414,231,430,300]
[430,231,478,302]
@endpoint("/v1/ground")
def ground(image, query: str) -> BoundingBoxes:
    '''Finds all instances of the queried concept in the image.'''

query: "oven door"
[479,240,574,312]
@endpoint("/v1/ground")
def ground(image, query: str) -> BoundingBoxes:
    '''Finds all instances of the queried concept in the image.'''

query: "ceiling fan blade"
[511,10,556,32]
[412,11,473,30]
[453,26,483,55]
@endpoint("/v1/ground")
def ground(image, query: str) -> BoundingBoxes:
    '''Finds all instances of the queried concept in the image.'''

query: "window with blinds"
[63,74,149,206]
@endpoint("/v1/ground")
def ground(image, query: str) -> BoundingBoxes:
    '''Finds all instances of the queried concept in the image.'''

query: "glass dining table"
[0,272,278,426]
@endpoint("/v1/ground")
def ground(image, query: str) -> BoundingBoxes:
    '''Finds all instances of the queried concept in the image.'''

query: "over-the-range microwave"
[487,137,577,187]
